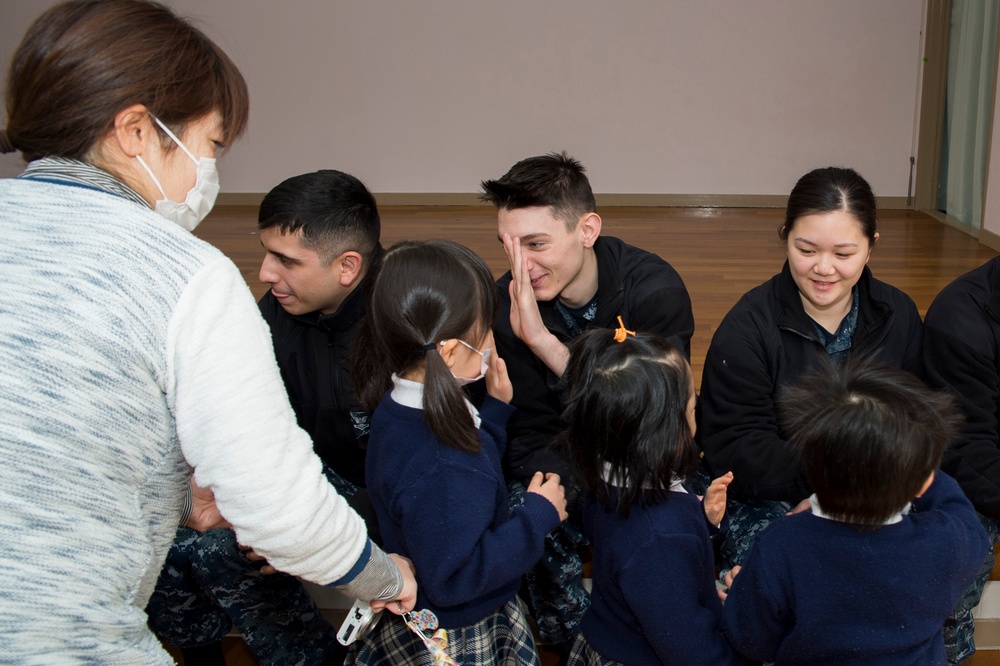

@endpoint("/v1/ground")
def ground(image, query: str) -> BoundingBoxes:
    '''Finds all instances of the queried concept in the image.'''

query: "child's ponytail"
[421,340,482,453]
[354,240,499,453]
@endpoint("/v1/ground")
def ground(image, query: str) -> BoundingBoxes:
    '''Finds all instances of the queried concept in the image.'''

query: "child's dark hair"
[351,240,499,453]
[557,329,696,516]
[780,358,961,529]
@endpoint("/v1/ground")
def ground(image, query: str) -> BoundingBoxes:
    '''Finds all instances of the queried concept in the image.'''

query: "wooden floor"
[971,649,1000,665]
[197,204,1000,390]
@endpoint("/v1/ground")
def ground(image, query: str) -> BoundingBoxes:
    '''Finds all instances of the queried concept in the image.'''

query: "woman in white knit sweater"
[0,1,415,662]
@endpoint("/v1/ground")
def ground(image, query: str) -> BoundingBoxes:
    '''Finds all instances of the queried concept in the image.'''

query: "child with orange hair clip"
[559,326,747,665]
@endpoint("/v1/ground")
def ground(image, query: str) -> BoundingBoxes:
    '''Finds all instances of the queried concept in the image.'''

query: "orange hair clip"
[614,315,635,342]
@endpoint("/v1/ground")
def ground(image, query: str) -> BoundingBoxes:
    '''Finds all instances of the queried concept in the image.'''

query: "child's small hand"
[786,498,811,515]
[485,341,513,403]
[703,471,733,527]
[527,471,568,521]
[721,565,742,597]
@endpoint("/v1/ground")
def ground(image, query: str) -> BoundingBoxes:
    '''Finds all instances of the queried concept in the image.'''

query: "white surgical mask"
[444,339,492,386]
[135,116,219,231]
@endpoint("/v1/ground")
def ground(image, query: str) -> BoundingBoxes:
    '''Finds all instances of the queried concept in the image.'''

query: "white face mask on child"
[135,116,220,231]
[444,339,492,386]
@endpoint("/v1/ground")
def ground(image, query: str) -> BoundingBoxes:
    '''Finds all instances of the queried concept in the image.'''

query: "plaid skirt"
[566,633,624,666]
[346,598,539,665]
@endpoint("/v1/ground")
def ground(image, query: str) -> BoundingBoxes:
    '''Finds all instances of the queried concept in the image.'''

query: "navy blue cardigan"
[580,487,748,665]
[365,393,560,628]
[723,473,988,665]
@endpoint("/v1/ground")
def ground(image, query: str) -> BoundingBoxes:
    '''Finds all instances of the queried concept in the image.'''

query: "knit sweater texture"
[0,177,370,662]
[366,390,560,628]
[723,473,989,665]
[580,488,748,665]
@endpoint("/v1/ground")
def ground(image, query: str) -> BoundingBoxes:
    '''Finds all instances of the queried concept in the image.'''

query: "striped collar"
[19,157,150,209]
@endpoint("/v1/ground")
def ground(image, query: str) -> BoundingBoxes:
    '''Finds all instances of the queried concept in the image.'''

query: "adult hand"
[485,336,513,404]
[502,233,545,347]
[703,471,734,527]
[370,554,418,615]
[526,471,568,521]
[502,234,569,377]
[242,545,277,575]
[184,477,231,532]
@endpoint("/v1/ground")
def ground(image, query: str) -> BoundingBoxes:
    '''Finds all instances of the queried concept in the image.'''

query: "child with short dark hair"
[724,359,990,665]
[558,326,747,665]
[349,240,568,665]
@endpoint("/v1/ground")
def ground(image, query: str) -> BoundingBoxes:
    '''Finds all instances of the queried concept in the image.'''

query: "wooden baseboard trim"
[215,193,913,209]
[981,228,1000,252]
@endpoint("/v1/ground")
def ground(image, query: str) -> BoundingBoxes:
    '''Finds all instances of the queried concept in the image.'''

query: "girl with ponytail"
[350,240,567,665]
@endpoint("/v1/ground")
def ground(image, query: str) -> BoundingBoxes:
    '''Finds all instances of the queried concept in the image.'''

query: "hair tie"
[0,129,15,154]
[613,315,635,343]
[422,342,437,352]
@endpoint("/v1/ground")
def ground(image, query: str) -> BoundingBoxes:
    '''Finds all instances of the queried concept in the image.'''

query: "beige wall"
[984,40,1000,243]
[1,1,925,198]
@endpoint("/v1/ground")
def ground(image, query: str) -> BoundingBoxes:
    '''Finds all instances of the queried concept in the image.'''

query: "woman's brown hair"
[4,0,249,162]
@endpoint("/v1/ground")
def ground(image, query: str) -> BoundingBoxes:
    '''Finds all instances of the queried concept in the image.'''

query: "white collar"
[600,461,686,493]
[390,374,481,429]
[809,493,909,526]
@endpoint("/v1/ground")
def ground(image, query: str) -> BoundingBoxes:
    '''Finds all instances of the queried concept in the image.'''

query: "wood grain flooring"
[197,204,999,390]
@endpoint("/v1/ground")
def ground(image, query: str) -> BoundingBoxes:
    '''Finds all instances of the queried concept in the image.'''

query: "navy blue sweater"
[580,488,748,665]
[366,392,560,628]
[723,473,989,665]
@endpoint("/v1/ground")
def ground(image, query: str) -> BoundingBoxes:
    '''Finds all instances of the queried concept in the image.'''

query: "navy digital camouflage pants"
[508,481,591,646]
[944,512,999,665]
[146,467,360,665]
